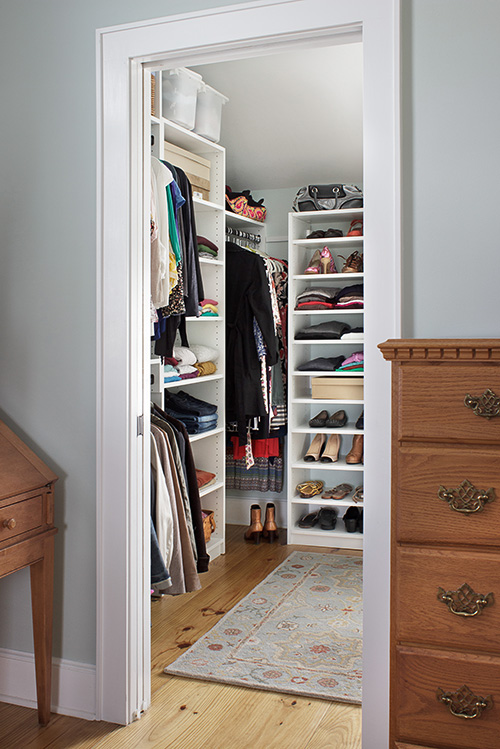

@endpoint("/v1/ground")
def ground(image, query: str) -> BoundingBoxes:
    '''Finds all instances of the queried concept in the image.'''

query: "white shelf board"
[293,425,364,435]
[164,373,223,389]
[293,309,363,315]
[189,427,224,443]
[293,397,364,406]
[151,115,160,125]
[293,273,364,281]
[185,315,223,322]
[294,237,363,246]
[193,197,225,212]
[162,117,225,154]
[294,339,364,345]
[291,495,364,508]
[291,208,363,222]
[292,459,364,472]
[199,257,223,266]
[225,210,266,229]
[289,525,363,547]
[293,371,364,377]
[199,480,224,498]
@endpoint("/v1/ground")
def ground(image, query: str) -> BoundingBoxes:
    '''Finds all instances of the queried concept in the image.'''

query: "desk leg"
[30,536,54,725]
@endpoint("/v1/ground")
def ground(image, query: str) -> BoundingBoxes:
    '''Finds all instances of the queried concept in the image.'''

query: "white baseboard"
[0,647,96,720]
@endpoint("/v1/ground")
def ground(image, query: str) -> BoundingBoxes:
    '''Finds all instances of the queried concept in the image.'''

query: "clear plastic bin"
[194,83,229,143]
[162,67,202,130]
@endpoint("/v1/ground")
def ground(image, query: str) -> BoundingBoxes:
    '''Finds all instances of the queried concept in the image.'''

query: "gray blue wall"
[0,0,498,667]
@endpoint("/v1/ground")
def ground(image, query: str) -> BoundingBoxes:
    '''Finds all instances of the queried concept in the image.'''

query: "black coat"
[226,242,278,441]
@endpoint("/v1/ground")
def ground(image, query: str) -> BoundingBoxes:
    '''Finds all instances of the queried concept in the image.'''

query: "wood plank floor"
[0,525,362,748]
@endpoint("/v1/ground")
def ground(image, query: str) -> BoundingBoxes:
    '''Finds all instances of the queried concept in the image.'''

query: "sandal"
[298,510,320,528]
[347,219,363,236]
[322,483,353,500]
[353,485,364,503]
[296,480,324,498]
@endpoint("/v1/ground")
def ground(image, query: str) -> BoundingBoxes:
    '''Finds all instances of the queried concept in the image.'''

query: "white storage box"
[194,83,229,143]
[162,68,202,130]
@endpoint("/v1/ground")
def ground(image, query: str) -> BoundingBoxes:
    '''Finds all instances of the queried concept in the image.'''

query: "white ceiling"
[192,42,363,191]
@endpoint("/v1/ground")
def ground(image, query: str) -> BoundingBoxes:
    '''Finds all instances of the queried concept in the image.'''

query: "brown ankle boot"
[346,434,364,464]
[262,502,278,543]
[244,504,263,544]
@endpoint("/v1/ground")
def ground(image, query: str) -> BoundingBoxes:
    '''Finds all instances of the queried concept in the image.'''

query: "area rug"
[164,551,362,703]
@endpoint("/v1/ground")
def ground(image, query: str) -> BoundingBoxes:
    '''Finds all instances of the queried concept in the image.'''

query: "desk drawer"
[396,446,500,546]
[396,547,500,652]
[0,495,43,541]
[397,363,500,444]
[395,646,500,749]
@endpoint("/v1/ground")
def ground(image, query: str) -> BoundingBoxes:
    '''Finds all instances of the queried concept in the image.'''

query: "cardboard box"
[164,141,211,201]
[311,377,364,400]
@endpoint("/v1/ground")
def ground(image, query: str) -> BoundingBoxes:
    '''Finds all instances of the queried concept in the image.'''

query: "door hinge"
[137,415,144,436]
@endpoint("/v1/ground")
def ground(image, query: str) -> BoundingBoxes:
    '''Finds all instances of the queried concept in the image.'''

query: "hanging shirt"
[151,157,175,308]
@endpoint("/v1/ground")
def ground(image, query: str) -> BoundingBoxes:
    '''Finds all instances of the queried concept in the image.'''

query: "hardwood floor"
[0,526,362,748]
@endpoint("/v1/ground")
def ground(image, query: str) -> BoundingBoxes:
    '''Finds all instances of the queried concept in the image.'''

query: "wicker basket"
[151,74,156,117]
[202,510,216,543]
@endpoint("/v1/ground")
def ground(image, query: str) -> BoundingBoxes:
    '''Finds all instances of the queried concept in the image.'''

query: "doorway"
[97,2,399,745]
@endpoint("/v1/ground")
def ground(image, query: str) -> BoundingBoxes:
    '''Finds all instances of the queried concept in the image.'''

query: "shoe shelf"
[151,86,227,560]
[287,208,364,551]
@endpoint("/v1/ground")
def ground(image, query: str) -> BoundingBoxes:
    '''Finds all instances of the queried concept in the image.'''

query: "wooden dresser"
[379,339,500,749]
[0,419,58,725]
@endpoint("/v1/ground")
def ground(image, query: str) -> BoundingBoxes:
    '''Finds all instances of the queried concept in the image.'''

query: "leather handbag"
[292,184,363,212]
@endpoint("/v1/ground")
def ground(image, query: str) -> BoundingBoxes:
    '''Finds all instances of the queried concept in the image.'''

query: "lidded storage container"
[162,67,202,130]
[194,83,229,143]
[311,377,364,400]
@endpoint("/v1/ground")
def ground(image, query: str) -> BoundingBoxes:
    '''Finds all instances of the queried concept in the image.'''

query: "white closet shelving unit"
[287,209,364,550]
[150,72,226,559]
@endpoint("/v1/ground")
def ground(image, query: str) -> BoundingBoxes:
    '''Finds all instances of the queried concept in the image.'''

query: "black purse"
[292,184,363,212]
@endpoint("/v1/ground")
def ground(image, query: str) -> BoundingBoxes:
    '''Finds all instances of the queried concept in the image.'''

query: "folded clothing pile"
[163,390,218,435]
[297,355,346,372]
[196,469,217,489]
[199,298,219,317]
[197,235,219,260]
[341,327,364,341]
[295,320,351,340]
[163,344,219,383]
[295,283,364,310]
[336,351,364,372]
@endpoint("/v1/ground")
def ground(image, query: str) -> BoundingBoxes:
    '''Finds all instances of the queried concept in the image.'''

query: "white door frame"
[96,1,400,743]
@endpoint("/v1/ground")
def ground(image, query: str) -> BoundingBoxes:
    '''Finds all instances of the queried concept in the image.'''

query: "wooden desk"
[0,420,57,725]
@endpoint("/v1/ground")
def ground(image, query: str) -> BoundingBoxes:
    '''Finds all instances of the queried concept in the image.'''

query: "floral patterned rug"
[164,551,362,703]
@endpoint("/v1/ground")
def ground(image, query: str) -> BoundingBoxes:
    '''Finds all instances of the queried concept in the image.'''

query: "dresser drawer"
[395,645,500,749]
[395,547,500,652]
[397,363,500,444]
[396,446,500,545]
[0,495,43,542]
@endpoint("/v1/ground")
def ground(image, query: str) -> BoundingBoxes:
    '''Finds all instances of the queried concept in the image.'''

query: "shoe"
[320,247,337,274]
[358,509,364,533]
[244,504,263,545]
[343,506,361,533]
[304,433,326,462]
[346,434,364,464]
[262,502,278,543]
[356,411,364,429]
[339,250,363,273]
[318,507,338,530]
[325,409,347,427]
[309,409,329,428]
[353,485,363,503]
[296,480,324,498]
[320,434,340,463]
[304,249,322,274]
[298,510,320,528]
[306,230,325,239]
[346,219,363,236]
[322,483,353,500]
[324,228,343,238]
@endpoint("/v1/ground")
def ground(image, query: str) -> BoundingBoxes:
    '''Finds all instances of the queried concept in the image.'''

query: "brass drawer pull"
[464,388,500,419]
[437,583,494,617]
[2,518,16,530]
[438,479,495,514]
[437,684,493,719]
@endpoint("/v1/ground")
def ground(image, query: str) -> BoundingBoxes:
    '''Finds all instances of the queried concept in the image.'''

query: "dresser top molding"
[378,339,500,362]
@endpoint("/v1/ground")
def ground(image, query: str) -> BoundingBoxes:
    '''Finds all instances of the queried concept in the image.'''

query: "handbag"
[292,184,363,212]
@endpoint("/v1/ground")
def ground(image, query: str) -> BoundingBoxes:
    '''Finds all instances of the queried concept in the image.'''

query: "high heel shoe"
[320,434,340,463]
[319,246,337,274]
[244,504,263,544]
[346,434,364,464]
[304,249,322,274]
[262,502,278,543]
[304,433,326,461]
